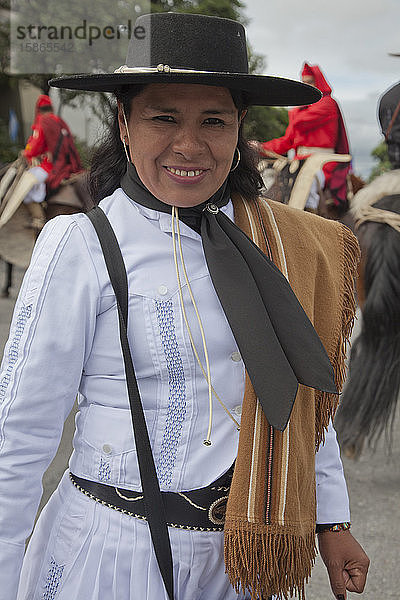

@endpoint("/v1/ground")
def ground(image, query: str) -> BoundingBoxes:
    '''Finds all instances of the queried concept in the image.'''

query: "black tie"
[121,163,337,431]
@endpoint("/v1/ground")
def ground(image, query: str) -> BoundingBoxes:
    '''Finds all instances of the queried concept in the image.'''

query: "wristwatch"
[316,522,351,533]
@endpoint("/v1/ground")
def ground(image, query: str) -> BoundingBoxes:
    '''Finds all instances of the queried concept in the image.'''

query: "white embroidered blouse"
[0,189,350,598]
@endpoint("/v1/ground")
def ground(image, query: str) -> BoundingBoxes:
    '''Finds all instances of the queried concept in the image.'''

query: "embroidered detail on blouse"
[0,304,32,403]
[42,557,64,600]
[155,299,187,487]
[98,456,111,482]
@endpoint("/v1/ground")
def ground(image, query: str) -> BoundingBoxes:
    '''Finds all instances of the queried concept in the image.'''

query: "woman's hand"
[318,530,370,599]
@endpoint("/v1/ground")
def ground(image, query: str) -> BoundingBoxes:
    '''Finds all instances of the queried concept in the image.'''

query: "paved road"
[1,262,398,599]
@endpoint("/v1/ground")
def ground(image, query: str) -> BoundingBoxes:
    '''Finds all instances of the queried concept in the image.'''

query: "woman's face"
[302,74,316,87]
[119,83,243,207]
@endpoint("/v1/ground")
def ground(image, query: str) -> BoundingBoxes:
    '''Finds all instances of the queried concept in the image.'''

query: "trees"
[369,140,391,181]
[243,105,289,141]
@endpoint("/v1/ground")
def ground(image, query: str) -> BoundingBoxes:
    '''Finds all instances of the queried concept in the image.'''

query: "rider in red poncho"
[258,63,351,208]
[0,95,83,232]
[24,94,82,195]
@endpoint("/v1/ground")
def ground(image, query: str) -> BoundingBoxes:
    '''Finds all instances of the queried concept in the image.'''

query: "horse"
[0,159,89,297]
[258,151,363,221]
[334,171,400,458]
[260,156,400,458]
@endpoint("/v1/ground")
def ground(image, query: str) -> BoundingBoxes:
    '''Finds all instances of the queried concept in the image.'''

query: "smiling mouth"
[165,167,205,177]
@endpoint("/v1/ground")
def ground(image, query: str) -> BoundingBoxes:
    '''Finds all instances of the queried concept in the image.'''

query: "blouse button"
[102,444,113,454]
[233,405,242,417]
[158,285,168,296]
[230,351,241,362]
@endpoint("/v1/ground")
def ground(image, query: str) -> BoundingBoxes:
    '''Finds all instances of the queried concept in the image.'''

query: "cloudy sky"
[244,0,400,177]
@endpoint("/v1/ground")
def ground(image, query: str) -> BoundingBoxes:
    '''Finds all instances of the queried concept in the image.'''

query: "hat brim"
[49,72,321,107]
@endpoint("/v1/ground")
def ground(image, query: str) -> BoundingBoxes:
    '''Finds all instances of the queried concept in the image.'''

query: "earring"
[230,147,241,172]
[121,105,133,163]
[122,136,131,163]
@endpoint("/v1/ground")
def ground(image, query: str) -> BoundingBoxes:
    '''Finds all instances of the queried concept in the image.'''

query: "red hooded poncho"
[24,95,82,191]
[261,63,350,206]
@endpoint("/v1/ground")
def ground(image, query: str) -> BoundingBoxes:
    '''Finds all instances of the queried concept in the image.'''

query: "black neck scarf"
[121,162,337,431]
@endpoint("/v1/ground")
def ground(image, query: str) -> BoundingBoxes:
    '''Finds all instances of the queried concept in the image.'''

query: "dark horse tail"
[335,194,400,457]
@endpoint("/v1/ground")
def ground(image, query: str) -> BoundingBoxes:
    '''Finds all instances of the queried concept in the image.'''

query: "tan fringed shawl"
[225,195,360,600]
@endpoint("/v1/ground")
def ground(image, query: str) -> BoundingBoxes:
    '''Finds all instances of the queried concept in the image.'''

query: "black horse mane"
[335,194,400,457]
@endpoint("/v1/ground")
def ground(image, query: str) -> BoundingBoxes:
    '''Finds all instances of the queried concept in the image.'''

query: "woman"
[0,12,368,600]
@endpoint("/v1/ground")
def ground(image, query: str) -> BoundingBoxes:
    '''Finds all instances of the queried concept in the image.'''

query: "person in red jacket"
[0,95,83,231]
[256,63,351,210]
[23,94,82,201]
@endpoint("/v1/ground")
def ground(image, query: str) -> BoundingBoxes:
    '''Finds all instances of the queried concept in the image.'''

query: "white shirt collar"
[120,188,234,241]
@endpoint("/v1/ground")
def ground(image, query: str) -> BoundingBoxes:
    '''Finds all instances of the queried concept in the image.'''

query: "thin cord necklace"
[171,206,241,446]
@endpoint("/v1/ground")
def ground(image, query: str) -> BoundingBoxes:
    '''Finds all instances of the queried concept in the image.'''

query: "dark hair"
[88,84,263,204]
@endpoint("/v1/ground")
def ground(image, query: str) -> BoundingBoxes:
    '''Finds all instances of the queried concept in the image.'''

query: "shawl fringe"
[315,223,360,447]
[224,520,316,600]
[228,198,361,600]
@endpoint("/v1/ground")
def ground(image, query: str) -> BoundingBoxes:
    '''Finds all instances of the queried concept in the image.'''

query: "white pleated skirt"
[17,471,252,600]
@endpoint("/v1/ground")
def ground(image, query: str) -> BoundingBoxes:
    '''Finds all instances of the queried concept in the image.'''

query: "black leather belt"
[70,467,233,531]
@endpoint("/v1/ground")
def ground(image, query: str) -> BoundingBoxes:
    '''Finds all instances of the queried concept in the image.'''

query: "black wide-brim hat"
[50,12,320,107]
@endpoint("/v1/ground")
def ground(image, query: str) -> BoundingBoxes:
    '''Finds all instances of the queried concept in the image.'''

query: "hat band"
[114,64,234,75]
